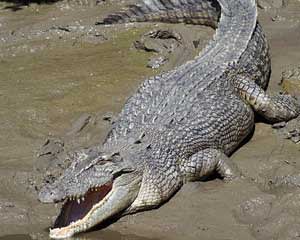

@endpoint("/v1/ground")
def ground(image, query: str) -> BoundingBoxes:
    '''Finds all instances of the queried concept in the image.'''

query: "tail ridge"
[96,0,220,28]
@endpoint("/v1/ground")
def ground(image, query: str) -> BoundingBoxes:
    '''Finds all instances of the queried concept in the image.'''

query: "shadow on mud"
[0,235,32,240]
[0,0,60,11]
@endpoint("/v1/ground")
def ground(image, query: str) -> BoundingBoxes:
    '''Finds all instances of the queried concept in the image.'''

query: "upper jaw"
[38,164,129,204]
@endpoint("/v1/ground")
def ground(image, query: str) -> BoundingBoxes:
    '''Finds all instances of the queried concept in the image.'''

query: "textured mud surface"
[0,0,300,239]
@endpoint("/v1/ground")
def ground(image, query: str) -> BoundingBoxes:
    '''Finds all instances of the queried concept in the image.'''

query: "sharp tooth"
[84,223,88,230]
[77,198,80,204]
[82,197,85,202]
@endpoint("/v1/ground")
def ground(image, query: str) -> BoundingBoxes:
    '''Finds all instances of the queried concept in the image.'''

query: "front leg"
[125,149,237,214]
[180,148,239,183]
[126,162,182,213]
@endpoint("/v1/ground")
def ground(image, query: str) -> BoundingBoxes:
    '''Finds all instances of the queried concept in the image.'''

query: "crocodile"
[38,0,300,238]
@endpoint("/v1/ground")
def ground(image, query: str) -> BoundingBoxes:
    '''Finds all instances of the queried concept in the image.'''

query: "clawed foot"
[269,94,300,122]
[217,158,242,182]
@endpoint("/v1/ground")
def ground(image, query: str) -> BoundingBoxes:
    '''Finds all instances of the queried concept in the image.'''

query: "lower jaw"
[50,225,77,239]
[51,217,96,239]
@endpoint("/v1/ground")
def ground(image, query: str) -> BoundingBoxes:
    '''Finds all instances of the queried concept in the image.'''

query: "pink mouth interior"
[53,182,113,229]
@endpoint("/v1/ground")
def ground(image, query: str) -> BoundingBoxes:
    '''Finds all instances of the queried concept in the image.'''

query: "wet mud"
[0,0,300,239]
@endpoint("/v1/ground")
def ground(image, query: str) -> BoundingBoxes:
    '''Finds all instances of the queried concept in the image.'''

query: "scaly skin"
[39,0,300,238]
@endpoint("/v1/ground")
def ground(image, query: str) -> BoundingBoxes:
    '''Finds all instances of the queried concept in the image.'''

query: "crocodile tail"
[97,0,221,28]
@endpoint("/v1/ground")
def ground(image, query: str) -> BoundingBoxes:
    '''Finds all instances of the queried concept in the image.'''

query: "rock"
[147,56,168,69]
[133,39,162,53]
[281,66,300,96]
[257,0,272,10]
[271,15,286,22]
[133,29,182,68]
[134,28,182,53]
[286,129,300,143]
[273,117,300,144]
[272,121,286,129]
[146,29,182,42]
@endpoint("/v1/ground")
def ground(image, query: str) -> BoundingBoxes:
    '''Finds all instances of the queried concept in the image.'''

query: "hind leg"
[233,74,300,122]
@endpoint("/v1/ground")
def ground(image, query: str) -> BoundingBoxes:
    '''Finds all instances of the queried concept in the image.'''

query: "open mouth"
[53,181,113,230]
[48,171,141,239]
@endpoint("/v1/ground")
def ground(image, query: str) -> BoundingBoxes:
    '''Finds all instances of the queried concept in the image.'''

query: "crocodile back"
[102,0,264,164]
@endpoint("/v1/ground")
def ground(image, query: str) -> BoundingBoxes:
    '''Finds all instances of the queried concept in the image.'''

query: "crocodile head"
[38,148,142,239]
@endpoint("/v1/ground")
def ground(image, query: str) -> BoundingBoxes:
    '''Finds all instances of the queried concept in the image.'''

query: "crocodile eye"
[111,152,120,157]
[134,140,142,144]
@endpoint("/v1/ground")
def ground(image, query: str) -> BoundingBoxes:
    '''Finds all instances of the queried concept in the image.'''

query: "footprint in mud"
[235,194,275,225]
[235,176,300,240]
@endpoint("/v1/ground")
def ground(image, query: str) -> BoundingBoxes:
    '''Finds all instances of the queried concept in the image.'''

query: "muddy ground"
[0,0,300,239]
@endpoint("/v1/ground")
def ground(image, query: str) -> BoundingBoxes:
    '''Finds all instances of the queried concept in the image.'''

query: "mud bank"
[0,0,300,239]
